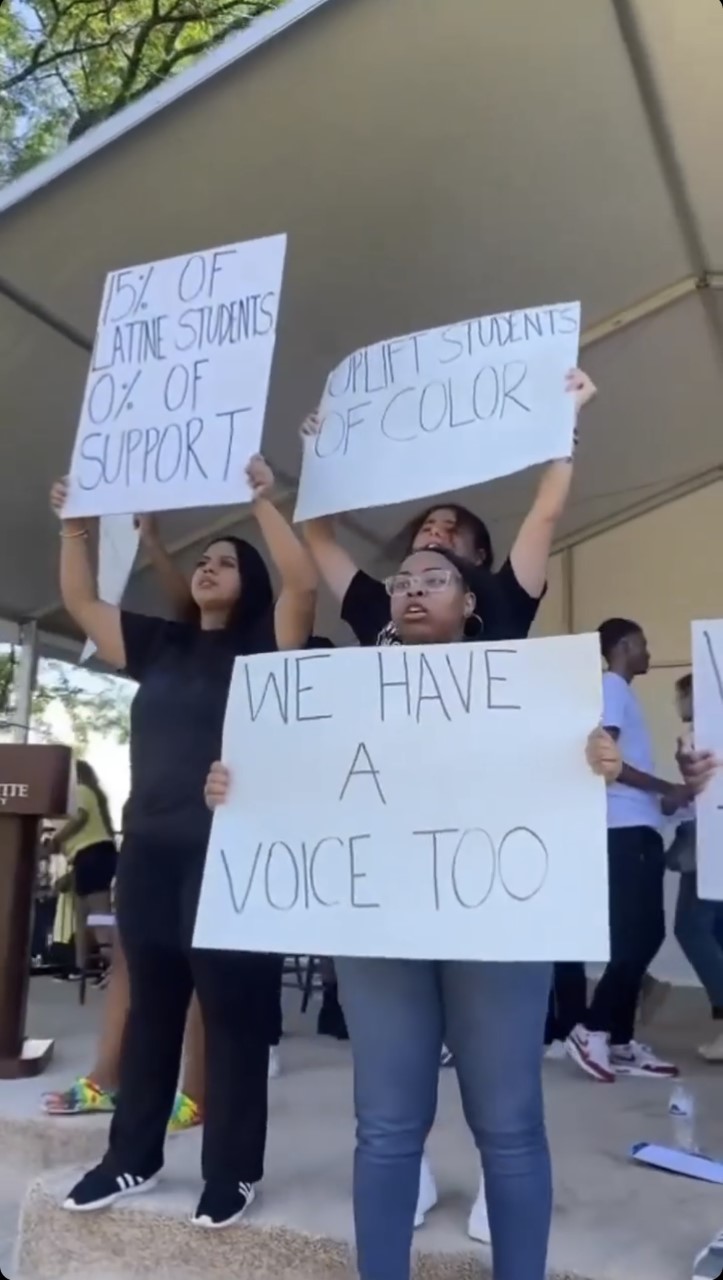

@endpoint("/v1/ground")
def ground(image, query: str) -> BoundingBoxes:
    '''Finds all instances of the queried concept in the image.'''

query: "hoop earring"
[465,613,484,638]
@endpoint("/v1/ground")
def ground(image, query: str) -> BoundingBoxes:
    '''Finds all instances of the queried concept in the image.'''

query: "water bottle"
[669,1082,699,1153]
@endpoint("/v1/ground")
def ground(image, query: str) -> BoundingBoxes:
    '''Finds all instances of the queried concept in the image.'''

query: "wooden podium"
[0,742,72,1079]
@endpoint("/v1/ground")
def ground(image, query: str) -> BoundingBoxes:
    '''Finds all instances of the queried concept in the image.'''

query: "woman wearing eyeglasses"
[301,369,597,1245]
[204,543,621,1280]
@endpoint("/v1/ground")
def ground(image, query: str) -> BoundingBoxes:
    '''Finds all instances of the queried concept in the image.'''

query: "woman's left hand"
[586,726,621,782]
[246,454,275,501]
[566,368,597,416]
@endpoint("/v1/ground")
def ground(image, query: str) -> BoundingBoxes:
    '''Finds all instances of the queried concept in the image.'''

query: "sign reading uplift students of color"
[692,621,723,900]
[293,300,581,522]
[194,634,609,962]
[64,235,287,518]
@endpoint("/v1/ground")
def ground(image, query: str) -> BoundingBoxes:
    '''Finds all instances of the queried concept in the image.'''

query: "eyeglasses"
[384,568,457,597]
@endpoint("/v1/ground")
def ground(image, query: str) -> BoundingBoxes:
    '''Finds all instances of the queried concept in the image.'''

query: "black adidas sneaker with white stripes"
[63,1164,159,1211]
[192,1180,256,1229]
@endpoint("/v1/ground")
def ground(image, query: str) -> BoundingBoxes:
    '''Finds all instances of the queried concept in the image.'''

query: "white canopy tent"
[0,0,721,661]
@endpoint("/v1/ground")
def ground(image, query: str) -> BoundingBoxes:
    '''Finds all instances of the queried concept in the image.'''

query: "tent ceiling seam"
[611,0,710,278]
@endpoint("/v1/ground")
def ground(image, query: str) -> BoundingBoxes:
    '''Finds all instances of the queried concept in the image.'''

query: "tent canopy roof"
[0,0,721,650]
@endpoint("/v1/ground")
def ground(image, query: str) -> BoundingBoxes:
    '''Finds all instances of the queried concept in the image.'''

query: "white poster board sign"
[194,633,608,962]
[294,301,581,521]
[65,234,287,518]
[81,515,140,663]
[692,621,723,900]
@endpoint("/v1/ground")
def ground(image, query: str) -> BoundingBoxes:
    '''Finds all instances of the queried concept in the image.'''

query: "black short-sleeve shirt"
[341,558,542,647]
[122,609,277,850]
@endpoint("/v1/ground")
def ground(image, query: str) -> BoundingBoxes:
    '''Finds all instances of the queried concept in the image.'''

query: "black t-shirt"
[122,609,278,850]
[341,558,542,646]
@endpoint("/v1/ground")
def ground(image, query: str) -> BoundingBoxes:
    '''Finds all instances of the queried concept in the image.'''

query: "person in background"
[667,674,723,1061]
[52,456,318,1229]
[303,367,597,1247]
[566,619,694,1083]
[53,760,117,976]
[543,964,588,1059]
[204,564,622,1280]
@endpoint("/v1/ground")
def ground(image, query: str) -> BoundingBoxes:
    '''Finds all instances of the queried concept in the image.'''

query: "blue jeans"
[335,958,552,1280]
[675,872,723,1008]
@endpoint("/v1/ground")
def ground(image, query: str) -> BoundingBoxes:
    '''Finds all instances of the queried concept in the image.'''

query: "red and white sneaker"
[610,1041,679,1078]
[565,1025,616,1083]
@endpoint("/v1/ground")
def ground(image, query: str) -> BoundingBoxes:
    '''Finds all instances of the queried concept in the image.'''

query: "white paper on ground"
[631,1143,723,1184]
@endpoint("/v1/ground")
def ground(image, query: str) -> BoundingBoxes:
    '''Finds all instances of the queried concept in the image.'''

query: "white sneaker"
[610,1040,678,1078]
[467,1173,490,1244]
[413,1153,438,1228]
[698,1032,723,1062]
[565,1025,615,1083]
[268,1047,281,1079]
[694,1228,723,1280]
[544,1040,567,1061]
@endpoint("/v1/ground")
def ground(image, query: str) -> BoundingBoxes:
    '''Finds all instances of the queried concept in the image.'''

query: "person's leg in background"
[267,960,283,1078]
[544,963,586,1058]
[567,828,674,1081]
[318,957,349,1040]
[73,891,90,975]
[171,993,206,1130]
[190,948,282,1227]
[674,872,723,1060]
[43,930,129,1115]
[336,957,441,1280]
[444,961,552,1280]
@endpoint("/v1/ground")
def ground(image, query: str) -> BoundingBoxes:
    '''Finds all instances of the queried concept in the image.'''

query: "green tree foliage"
[0,0,285,183]
[0,649,132,750]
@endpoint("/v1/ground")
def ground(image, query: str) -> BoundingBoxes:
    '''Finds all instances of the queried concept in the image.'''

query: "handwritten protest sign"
[293,301,581,521]
[194,633,608,961]
[81,515,140,663]
[692,621,723,899]
[65,235,287,518]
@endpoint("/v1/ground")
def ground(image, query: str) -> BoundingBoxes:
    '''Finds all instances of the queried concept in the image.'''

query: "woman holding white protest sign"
[301,366,596,1243]
[50,455,318,1230]
[204,595,621,1280]
[301,368,595,650]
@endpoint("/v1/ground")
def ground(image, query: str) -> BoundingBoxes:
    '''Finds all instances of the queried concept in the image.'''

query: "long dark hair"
[76,760,114,838]
[183,537,274,637]
[390,504,495,568]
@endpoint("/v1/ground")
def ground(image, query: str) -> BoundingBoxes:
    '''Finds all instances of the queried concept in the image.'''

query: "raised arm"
[298,411,359,603]
[51,480,126,670]
[135,515,196,621]
[246,456,317,650]
[509,369,597,598]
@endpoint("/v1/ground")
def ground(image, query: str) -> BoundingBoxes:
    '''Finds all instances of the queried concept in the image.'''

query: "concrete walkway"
[3,979,723,1278]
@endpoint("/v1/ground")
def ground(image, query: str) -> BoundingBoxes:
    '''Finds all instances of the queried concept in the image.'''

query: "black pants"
[544,963,587,1043]
[105,834,283,1185]
[586,826,665,1046]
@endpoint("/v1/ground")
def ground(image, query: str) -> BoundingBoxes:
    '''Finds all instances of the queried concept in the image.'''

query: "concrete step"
[16,1164,489,1280]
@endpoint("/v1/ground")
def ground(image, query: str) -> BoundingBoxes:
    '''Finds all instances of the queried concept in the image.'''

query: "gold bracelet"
[59,527,89,540]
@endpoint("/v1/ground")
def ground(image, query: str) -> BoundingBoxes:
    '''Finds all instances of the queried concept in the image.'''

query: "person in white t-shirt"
[566,618,693,1083]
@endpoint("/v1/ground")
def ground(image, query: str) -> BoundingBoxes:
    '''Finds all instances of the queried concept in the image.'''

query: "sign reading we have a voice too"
[64,234,287,518]
[294,300,581,521]
[194,633,609,962]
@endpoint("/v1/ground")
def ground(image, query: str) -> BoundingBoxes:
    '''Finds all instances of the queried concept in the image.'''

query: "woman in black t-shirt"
[204,543,621,1280]
[302,368,596,649]
[51,456,318,1230]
